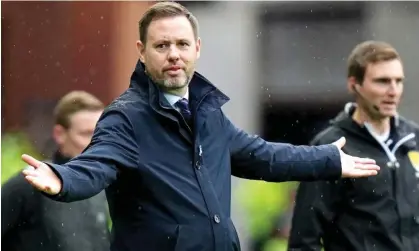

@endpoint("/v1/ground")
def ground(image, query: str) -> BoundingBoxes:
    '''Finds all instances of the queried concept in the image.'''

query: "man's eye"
[375,78,390,84]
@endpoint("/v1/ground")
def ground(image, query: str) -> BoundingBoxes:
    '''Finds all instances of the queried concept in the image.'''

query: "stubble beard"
[145,63,195,94]
[161,75,190,91]
[150,70,192,93]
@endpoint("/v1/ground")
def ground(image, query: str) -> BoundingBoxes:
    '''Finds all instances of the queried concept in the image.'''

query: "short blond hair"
[54,91,104,129]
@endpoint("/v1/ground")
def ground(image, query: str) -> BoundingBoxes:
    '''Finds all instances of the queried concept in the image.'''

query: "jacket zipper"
[363,124,414,197]
[364,124,414,190]
[364,124,415,242]
[364,124,414,163]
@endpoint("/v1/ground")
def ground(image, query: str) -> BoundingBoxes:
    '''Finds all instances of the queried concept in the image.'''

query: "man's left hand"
[332,137,380,178]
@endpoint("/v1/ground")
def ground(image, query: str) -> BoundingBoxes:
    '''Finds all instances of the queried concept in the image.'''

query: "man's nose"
[387,81,399,96]
[168,45,180,61]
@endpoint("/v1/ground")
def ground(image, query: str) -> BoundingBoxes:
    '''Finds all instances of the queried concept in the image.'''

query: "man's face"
[53,110,103,158]
[137,16,201,93]
[355,59,404,118]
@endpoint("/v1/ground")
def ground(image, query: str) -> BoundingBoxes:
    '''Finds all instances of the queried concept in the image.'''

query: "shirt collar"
[163,89,189,107]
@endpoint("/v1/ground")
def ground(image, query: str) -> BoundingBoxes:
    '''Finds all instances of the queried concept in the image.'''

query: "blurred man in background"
[2,91,110,251]
[289,40,419,251]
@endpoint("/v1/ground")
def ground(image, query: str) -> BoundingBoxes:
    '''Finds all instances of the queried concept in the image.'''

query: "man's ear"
[196,37,201,59]
[136,40,146,63]
[347,76,358,94]
[52,124,67,146]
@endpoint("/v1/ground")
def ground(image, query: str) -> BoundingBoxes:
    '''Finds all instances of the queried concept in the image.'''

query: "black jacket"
[288,103,419,251]
[1,151,110,251]
[44,60,343,251]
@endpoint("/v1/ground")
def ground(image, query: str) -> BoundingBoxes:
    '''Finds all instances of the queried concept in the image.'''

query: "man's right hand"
[21,154,62,195]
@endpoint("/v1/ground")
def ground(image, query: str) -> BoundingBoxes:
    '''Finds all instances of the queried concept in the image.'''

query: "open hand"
[332,137,380,178]
[21,154,62,195]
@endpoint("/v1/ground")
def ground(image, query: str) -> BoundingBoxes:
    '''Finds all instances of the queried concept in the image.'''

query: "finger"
[349,169,378,178]
[352,157,376,164]
[22,169,39,177]
[21,154,43,169]
[24,165,35,171]
[25,176,53,193]
[25,176,46,190]
[354,163,380,171]
[332,137,346,149]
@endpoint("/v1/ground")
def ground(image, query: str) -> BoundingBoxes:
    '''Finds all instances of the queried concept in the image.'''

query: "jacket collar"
[343,102,400,127]
[332,102,416,150]
[129,60,230,113]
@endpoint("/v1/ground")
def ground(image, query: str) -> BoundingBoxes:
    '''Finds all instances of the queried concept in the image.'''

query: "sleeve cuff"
[326,144,342,179]
[41,162,70,201]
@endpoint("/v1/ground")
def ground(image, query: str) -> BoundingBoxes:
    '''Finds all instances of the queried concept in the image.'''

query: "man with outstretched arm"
[21,2,380,251]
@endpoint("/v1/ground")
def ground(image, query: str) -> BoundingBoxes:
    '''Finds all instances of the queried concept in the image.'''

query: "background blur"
[2,1,419,250]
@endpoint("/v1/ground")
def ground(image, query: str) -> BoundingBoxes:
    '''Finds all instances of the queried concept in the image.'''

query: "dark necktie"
[175,98,192,128]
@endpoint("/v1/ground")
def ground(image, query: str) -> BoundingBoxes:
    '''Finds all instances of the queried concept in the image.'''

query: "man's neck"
[352,107,390,135]
[165,87,188,97]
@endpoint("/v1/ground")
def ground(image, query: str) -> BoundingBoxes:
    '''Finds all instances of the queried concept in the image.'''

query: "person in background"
[2,90,110,251]
[288,40,419,251]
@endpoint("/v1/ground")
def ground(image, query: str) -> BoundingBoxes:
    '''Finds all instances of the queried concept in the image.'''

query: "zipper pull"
[199,145,203,156]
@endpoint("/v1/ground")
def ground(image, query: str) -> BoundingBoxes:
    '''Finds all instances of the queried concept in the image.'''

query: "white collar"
[163,89,189,107]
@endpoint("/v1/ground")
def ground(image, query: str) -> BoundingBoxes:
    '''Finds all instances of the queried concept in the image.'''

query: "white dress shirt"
[163,89,189,112]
